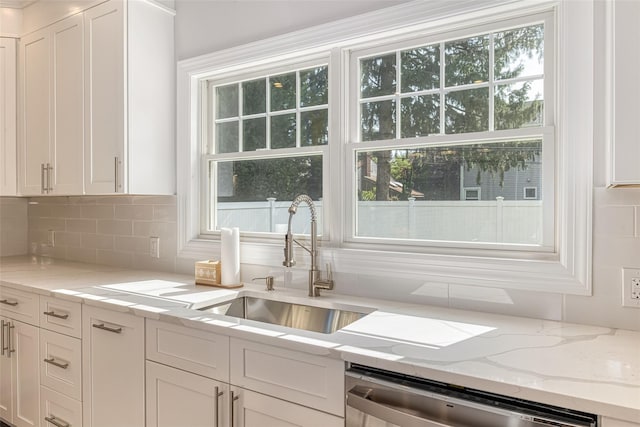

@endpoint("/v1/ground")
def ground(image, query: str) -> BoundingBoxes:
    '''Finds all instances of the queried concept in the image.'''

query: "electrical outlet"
[149,236,160,259]
[622,268,640,307]
[47,230,55,247]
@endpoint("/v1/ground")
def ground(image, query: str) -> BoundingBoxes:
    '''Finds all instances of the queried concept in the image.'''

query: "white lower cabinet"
[231,386,343,427]
[40,386,83,427]
[82,305,144,427]
[0,316,40,427]
[145,321,345,427]
[146,360,228,427]
[601,417,640,427]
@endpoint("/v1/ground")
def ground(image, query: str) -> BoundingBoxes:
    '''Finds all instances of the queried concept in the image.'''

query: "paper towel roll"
[221,227,240,285]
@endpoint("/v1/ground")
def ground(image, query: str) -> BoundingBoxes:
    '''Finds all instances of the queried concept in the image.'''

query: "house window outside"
[204,64,329,234]
[464,188,481,201]
[350,16,552,249]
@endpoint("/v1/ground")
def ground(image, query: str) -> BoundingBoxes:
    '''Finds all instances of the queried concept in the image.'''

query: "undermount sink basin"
[197,296,369,334]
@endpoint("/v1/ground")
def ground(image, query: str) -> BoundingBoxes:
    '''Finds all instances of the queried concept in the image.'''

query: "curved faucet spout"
[281,194,332,296]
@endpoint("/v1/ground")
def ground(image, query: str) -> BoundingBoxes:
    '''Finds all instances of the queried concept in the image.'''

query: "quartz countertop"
[1,255,639,424]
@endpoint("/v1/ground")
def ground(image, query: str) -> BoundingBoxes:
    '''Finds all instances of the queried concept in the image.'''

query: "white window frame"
[177,0,593,295]
[200,57,331,237]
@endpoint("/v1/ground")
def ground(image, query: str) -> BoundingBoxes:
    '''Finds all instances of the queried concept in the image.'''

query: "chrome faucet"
[282,194,334,297]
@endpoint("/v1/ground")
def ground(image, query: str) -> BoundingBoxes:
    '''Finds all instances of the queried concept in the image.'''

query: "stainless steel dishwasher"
[346,364,598,427]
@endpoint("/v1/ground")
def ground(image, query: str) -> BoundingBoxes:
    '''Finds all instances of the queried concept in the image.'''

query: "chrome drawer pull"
[43,311,69,320]
[214,386,223,427]
[0,299,18,306]
[92,323,122,334]
[45,415,71,427]
[0,320,5,356]
[7,324,14,357]
[44,357,69,369]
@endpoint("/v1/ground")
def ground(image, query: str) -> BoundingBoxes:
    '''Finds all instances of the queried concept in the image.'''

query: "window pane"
[361,54,397,98]
[243,118,266,151]
[401,95,440,138]
[495,80,543,130]
[270,73,296,111]
[271,114,296,149]
[494,24,544,80]
[301,109,328,146]
[215,156,323,233]
[355,140,543,245]
[401,45,440,92]
[216,84,239,119]
[216,121,239,154]
[300,66,328,107]
[445,35,489,86]
[243,79,266,115]
[445,88,489,133]
[361,100,396,141]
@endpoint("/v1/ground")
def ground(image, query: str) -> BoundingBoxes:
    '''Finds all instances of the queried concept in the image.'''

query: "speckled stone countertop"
[1,255,639,424]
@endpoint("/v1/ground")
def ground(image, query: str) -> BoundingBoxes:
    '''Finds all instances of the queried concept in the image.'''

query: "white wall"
[174,0,409,60]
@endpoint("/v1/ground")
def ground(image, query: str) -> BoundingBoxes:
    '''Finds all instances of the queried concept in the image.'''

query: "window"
[178,0,593,295]
[349,16,553,249]
[203,63,329,235]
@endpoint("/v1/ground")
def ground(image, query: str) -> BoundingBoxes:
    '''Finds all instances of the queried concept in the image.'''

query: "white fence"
[217,198,542,245]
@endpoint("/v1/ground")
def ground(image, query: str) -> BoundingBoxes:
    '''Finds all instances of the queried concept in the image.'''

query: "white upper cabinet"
[18,14,84,196]
[84,0,175,195]
[608,0,640,187]
[0,38,17,196]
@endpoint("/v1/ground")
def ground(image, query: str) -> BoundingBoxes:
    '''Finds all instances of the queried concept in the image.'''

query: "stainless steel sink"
[197,296,369,334]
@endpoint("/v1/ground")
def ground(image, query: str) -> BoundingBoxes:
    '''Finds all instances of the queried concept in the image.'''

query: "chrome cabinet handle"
[7,323,14,357]
[43,311,69,320]
[114,156,121,192]
[0,299,18,306]
[41,163,46,194]
[92,323,122,334]
[1,320,5,356]
[44,415,70,427]
[214,386,223,427]
[46,163,53,192]
[44,357,69,369]
[229,390,239,427]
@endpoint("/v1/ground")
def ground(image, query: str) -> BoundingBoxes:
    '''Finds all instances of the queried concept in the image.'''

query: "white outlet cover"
[622,267,640,307]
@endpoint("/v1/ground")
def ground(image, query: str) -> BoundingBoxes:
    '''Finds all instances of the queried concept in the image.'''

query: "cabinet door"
[49,14,84,195]
[0,317,13,423]
[84,0,125,194]
[40,386,83,427]
[232,387,343,427]
[82,305,144,427]
[609,0,640,186]
[12,320,40,427]
[146,360,228,427]
[0,37,17,196]
[19,27,50,196]
[40,329,82,401]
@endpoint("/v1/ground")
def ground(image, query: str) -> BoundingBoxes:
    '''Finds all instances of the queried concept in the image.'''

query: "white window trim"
[177,0,593,295]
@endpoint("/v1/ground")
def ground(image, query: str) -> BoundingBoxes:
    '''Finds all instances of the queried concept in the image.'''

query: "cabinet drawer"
[146,319,229,382]
[40,386,82,427]
[230,338,344,417]
[40,329,82,401]
[40,296,81,338]
[0,286,39,326]
[235,387,344,427]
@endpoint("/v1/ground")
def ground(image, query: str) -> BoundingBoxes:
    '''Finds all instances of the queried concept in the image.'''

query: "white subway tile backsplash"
[97,219,133,236]
[115,205,154,220]
[114,236,149,254]
[82,205,115,219]
[81,233,115,250]
[66,219,97,233]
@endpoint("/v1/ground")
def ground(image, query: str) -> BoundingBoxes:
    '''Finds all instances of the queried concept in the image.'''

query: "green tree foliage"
[360,24,544,200]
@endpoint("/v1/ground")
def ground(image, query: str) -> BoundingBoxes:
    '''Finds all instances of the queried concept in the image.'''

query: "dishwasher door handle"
[347,391,451,427]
